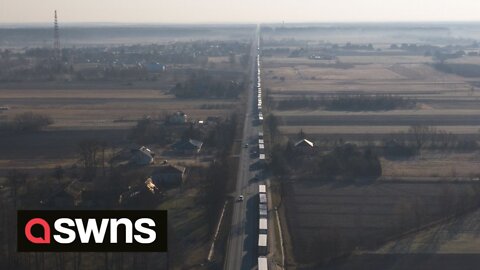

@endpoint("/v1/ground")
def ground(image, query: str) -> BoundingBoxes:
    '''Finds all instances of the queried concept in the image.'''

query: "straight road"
[224,26,261,270]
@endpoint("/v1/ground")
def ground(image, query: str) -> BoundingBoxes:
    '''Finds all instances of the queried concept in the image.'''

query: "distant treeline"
[432,63,480,78]
[275,95,415,111]
[0,112,53,133]
[383,125,479,158]
[171,72,244,98]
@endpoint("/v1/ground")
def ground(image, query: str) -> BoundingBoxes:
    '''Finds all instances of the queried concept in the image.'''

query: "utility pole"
[53,10,61,63]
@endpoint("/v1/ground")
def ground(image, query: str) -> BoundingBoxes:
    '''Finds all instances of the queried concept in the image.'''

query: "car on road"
[244,143,249,148]
[238,195,244,201]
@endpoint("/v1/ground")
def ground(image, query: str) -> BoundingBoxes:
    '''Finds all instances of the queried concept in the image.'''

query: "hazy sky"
[2,0,480,24]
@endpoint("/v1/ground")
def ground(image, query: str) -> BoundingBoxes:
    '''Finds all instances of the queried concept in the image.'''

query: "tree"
[78,139,102,180]
[52,165,65,184]
[296,129,307,140]
[6,170,28,207]
[265,114,279,143]
[11,112,53,132]
[228,52,236,65]
[409,125,434,150]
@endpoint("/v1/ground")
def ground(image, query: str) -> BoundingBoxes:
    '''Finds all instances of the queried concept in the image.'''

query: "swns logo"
[18,210,167,252]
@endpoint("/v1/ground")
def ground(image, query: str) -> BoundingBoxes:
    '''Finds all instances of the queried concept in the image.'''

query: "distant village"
[38,110,233,211]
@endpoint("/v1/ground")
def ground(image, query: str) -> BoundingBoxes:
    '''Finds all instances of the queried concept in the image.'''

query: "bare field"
[0,88,237,175]
[278,114,480,126]
[0,89,237,128]
[381,152,480,178]
[265,29,480,270]
[374,208,480,254]
[279,125,480,135]
[285,181,480,264]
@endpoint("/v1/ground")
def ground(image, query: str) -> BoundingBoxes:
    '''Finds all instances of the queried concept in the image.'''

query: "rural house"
[152,164,186,187]
[118,178,160,207]
[295,138,314,148]
[131,146,155,165]
[171,138,203,154]
[294,138,315,154]
[168,111,188,124]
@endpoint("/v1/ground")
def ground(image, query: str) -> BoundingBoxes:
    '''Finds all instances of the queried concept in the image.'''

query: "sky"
[2,0,480,24]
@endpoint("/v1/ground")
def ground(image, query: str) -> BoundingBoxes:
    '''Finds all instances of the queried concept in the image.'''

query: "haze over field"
[5,1,480,269]
[2,0,480,24]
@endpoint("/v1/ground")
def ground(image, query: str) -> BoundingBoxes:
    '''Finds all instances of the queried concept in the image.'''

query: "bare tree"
[6,169,28,207]
[78,139,101,180]
[52,165,65,184]
[409,125,434,150]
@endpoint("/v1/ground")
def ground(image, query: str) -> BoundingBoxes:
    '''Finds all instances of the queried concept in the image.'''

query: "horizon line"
[2,20,480,27]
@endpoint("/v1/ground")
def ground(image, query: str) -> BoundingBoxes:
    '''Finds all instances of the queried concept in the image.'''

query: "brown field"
[374,208,480,254]
[381,152,480,178]
[262,46,480,176]
[0,89,237,129]
[0,87,237,176]
[264,35,480,269]
[285,181,480,265]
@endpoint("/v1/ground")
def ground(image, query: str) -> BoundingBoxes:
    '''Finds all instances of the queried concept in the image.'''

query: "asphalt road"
[224,26,261,270]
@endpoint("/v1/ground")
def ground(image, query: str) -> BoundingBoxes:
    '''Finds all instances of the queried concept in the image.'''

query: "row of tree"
[0,112,53,133]
[270,142,382,182]
[383,125,479,158]
[170,72,245,98]
[275,94,414,111]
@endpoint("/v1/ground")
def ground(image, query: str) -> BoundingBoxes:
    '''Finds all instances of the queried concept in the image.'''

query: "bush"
[171,72,244,98]
[456,139,478,151]
[383,139,417,158]
[432,63,480,78]
[316,144,382,181]
[11,112,53,132]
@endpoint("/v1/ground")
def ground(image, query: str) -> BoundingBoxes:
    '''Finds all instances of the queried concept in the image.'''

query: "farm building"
[294,139,315,154]
[294,138,314,148]
[168,111,188,124]
[144,62,166,73]
[131,146,155,165]
[118,178,160,206]
[152,164,186,187]
[171,138,203,154]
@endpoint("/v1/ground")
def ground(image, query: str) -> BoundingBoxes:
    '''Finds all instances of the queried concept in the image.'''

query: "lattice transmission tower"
[53,10,61,61]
